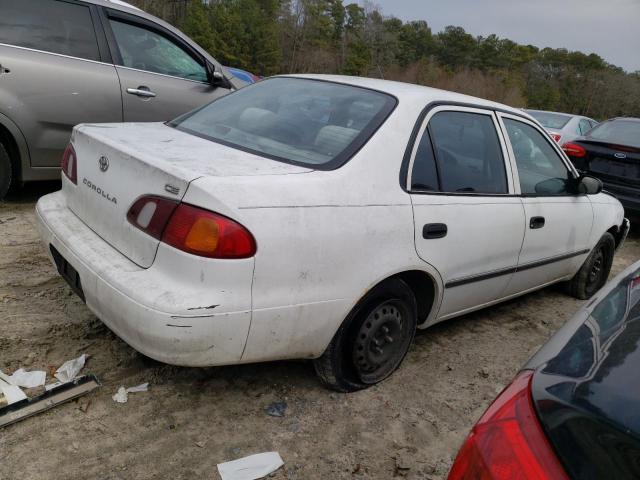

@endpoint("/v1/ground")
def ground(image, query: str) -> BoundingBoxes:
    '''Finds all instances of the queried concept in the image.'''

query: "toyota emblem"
[98,156,109,172]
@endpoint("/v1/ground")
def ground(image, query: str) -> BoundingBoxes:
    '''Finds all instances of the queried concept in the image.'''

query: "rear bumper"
[35,191,253,367]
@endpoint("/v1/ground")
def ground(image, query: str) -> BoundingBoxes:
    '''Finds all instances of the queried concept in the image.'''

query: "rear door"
[498,113,593,295]
[0,0,122,167]
[100,8,230,122]
[408,106,525,319]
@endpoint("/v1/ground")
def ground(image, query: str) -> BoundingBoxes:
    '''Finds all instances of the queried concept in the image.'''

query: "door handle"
[423,223,448,239]
[530,216,545,229]
[0,64,10,74]
[126,86,156,98]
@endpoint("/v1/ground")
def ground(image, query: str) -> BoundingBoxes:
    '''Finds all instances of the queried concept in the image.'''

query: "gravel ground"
[1,182,638,480]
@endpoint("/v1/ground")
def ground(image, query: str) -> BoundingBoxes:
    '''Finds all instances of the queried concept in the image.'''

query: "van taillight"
[127,196,256,259]
[448,371,568,480]
[61,143,77,184]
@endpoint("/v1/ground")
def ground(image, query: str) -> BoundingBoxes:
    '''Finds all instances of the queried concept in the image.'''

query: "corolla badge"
[98,156,109,172]
[614,152,627,159]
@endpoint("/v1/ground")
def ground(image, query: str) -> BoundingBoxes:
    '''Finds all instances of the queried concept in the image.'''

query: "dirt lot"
[1,183,638,480]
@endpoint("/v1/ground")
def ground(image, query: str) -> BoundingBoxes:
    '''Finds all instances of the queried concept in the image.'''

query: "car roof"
[286,74,528,117]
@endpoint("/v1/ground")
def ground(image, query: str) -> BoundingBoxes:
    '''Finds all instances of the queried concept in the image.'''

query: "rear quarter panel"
[181,101,443,361]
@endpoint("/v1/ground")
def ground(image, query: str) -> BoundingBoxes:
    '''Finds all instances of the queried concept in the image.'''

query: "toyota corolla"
[36,75,629,391]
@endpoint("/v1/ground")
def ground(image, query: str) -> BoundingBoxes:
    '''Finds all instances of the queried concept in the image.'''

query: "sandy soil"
[1,182,638,480]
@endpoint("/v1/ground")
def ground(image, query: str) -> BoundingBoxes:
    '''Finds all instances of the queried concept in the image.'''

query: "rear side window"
[413,111,507,194]
[109,19,207,82]
[171,77,397,168]
[0,0,100,61]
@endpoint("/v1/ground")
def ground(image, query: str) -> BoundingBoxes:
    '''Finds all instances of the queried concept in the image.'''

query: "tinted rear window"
[587,119,640,148]
[0,0,100,61]
[170,78,397,169]
[526,111,572,129]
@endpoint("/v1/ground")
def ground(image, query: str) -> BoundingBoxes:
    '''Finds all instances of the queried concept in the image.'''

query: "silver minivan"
[0,0,247,198]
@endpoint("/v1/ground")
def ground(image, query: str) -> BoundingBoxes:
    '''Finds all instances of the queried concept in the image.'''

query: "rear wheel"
[0,143,12,200]
[313,278,417,392]
[568,233,615,299]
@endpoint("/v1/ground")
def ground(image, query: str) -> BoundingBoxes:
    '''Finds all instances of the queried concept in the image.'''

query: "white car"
[524,110,598,144]
[36,75,629,391]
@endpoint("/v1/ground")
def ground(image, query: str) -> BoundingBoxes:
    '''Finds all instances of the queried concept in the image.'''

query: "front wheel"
[568,233,615,300]
[313,278,417,392]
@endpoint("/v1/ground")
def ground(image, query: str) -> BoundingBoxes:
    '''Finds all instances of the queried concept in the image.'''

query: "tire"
[568,233,615,300]
[0,143,12,200]
[313,278,417,392]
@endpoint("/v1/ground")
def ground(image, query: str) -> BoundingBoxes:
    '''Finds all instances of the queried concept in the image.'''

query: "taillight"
[127,195,179,239]
[127,198,256,258]
[448,371,568,480]
[549,133,561,143]
[162,204,256,259]
[562,142,586,158]
[61,143,77,184]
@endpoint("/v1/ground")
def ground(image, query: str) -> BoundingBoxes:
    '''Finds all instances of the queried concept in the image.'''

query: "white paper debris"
[54,354,87,383]
[4,368,46,389]
[126,383,148,393]
[0,378,27,405]
[112,383,149,403]
[217,452,284,480]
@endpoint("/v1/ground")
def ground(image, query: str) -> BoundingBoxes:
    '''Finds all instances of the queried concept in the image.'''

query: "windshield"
[586,119,640,148]
[170,78,397,169]
[526,111,572,129]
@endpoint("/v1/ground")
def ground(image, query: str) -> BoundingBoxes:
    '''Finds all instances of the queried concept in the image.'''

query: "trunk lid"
[65,123,311,268]
[576,139,640,187]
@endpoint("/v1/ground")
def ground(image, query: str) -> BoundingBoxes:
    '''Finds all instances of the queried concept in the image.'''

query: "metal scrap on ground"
[0,353,98,427]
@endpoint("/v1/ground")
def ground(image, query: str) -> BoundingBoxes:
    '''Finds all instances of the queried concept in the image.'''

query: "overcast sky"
[367,0,640,72]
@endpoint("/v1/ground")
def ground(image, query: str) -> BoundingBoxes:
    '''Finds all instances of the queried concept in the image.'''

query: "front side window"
[503,118,573,195]
[109,19,207,82]
[0,0,100,61]
[421,111,508,194]
[171,78,397,168]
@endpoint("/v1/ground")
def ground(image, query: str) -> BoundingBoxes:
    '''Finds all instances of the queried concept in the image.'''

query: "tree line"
[130,0,640,119]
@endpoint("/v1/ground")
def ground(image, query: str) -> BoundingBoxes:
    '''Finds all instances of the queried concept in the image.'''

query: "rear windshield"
[170,78,397,169]
[586,119,640,148]
[526,111,572,129]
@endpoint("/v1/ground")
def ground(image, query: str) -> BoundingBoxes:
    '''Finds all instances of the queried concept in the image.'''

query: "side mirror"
[576,175,603,195]
[206,62,231,89]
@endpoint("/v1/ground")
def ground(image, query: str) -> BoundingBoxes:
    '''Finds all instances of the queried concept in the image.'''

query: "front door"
[498,114,593,295]
[408,106,526,319]
[102,9,231,122]
[0,0,122,167]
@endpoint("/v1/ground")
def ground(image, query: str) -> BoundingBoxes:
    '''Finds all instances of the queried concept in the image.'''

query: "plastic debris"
[1,368,46,389]
[0,378,27,406]
[112,383,149,403]
[217,452,284,480]
[264,401,287,417]
[54,354,87,383]
[12,369,46,389]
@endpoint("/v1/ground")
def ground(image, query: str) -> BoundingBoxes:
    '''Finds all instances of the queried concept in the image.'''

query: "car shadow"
[3,180,61,204]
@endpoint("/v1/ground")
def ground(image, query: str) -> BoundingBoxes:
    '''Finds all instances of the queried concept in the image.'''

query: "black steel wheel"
[569,233,615,300]
[314,278,417,392]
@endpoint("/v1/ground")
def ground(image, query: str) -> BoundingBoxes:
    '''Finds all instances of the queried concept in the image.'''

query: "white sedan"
[36,75,629,391]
